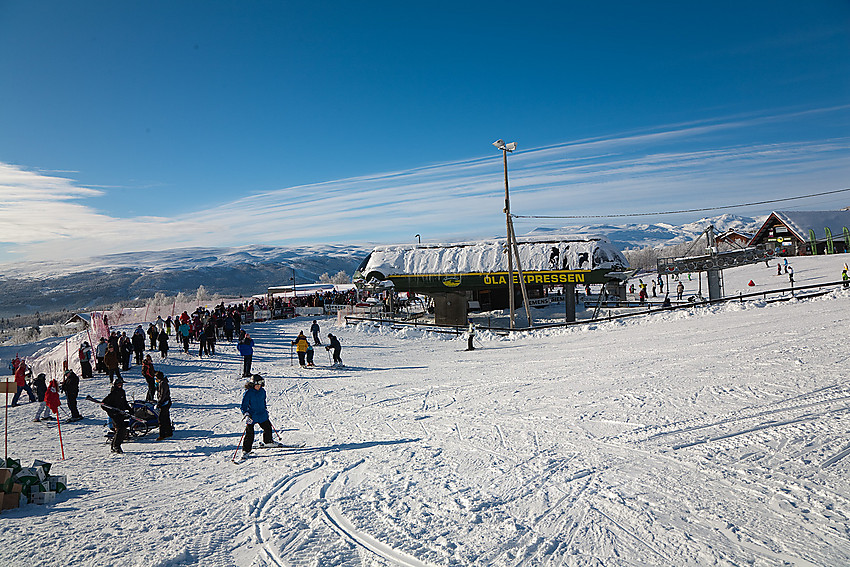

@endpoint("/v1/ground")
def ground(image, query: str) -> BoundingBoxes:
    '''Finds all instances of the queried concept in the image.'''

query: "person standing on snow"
[32,373,51,422]
[292,331,310,367]
[305,343,315,367]
[104,344,122,384]
[142,355,157,402]
[95,337,108,373]
[310,320,322,345]
[238,332,254,377]
[326,333,343,367]
[61,368,83,421]
[101,378,131,454]
[466,322,476,351]
[178,320,191,353]
[157,328,169,359]
[132,326,146,365]
[11,360,36,407]
[79,341,94,378]
[676,281,684,301]
[155,372,173,441]
[239,375,282,461]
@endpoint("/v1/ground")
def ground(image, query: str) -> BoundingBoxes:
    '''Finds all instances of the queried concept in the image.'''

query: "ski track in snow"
[1,255,850,566]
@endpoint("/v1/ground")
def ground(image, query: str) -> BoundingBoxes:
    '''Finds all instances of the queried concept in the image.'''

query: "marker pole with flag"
[45,378,64,460]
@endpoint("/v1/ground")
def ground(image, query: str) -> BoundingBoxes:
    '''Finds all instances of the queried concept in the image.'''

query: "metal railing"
[344,279,848,334]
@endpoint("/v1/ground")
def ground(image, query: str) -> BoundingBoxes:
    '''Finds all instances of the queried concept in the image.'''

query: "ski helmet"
[251,374,264,386]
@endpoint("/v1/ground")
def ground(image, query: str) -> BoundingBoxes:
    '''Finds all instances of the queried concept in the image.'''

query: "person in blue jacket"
[239,375,281,460]
[237,332,254,377]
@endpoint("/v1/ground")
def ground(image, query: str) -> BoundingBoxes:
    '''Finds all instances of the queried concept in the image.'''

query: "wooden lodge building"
[748,210,850,256]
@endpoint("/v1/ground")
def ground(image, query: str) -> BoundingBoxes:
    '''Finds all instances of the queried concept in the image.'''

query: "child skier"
[238,375,282,461]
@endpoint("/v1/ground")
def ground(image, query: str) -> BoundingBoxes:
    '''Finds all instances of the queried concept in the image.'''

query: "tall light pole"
[493,139,533,329]
[493,139,518,328]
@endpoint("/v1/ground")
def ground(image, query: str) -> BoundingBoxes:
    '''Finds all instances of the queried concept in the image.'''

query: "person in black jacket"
[326,333,343,367]
[102,378,131,454]
[32,373,50,422]
[61,369,82,421]
[155,372,173,441]
[132,326,146,365]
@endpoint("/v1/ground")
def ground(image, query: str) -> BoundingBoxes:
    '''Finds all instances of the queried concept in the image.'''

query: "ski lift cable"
[511,187,850,219]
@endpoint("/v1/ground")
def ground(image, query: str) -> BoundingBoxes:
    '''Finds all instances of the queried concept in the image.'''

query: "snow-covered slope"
[1,254,848,566]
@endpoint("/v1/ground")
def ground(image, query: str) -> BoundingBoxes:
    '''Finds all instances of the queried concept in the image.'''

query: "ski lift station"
[357,236,630,325]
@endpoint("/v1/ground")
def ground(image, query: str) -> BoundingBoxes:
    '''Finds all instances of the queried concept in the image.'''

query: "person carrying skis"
[101,378,131,454]
[326,333,343,367]
[10,359,36,406]
[61,367,83,421]
[310,320,322,345]
[239,375,282,460]
[292,331,309,367]
[155,371,173,441]
[238,332,254,377]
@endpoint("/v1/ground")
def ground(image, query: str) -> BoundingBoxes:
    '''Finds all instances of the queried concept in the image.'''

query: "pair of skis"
[232,442,306,464]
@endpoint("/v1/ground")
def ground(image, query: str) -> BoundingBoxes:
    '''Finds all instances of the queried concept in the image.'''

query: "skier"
[292,331,309,367]
[326,333,343,367]
[101,378,131,454]
[155,372,173,441]
[238,332,254,377]
[305,343,315,367]
[61,368,83,421]
[843,269,849,289]
[32,373,51,422]
[10,360,36,406]
[676,281,684,301]
[310,320,322,345]
[238,375,282,461]
[466,322,476,351]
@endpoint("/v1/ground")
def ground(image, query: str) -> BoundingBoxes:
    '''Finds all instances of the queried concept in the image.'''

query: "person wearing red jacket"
[10,359,36,407]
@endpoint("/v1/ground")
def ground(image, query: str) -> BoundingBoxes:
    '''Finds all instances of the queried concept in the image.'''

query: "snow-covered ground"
[2,256,849,566]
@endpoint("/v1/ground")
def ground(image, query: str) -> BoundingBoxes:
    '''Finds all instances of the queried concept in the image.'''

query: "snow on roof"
[771,211,850,241]
[362,235,629,277]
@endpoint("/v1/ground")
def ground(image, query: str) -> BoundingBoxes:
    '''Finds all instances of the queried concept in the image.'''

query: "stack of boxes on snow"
[1,458,67,511]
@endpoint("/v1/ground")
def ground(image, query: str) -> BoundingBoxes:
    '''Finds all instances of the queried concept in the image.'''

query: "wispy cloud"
[2,109,848,262]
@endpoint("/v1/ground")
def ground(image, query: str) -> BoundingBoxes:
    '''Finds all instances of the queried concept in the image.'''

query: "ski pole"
[232,429,246,461]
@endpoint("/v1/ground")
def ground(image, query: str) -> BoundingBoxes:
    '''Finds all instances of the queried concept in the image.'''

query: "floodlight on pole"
[494,139,518,328]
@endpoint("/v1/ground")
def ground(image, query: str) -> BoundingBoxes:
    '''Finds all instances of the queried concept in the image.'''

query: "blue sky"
[0,1,848,262]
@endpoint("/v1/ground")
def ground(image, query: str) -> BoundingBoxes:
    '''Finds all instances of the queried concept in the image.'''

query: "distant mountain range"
[0,215,764,318]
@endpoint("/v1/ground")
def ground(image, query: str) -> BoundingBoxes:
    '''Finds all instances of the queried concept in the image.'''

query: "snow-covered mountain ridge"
[0,216,762,317]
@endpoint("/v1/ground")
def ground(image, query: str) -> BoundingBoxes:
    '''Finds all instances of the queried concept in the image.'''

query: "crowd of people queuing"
[8,298,341,456]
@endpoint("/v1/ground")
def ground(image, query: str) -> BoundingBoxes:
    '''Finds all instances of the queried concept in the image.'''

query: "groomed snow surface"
[2,257,849,567]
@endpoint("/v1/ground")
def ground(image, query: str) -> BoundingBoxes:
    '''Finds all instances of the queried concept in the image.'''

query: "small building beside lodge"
[358,236,630,325]
[749,210,850,256]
